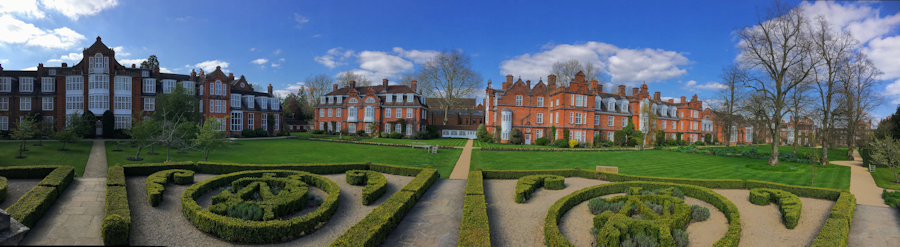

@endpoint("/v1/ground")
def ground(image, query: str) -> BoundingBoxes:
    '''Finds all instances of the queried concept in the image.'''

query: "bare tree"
[418,49,483,125]
[716,63,748,147]
[736,1,816,166]
[335,71,371,87]
[398,72,419,90]
[551,59,601,86]
[786,79,813,154]
[840,52,884,159]
[809,15,858,165]
[304,73,334,106]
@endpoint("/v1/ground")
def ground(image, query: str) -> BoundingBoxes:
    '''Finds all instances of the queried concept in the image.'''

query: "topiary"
[509,128,524,145]
[101,214,130,245]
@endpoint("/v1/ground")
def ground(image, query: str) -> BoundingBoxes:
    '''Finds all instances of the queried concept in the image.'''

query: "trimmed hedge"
[6,186,58,227]
[346,170,367,185]
[0,165,59,178]
[749,188,802,229]
[599,171,745,189]
[515,175,565,203]
[146,169,195,207]
[107,165,126,186]
[37,166,75,195]
[308,138,456,149]
[368,163,425,176]
[459,171,490,246]
[196,162,367,175]
[744,180,842,201]
[812,192,856,247]
[103,185,131,245]
[544,181,741,247]
[345,170,387,205]
[331,168,440,247]
[121,161,195,176]
[209,175,309,221]
[482,169,597,180]
[0,176,6,203]
[182,170,340,243]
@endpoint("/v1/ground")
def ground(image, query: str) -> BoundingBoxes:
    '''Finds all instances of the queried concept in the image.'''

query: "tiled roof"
[325,85,415,96]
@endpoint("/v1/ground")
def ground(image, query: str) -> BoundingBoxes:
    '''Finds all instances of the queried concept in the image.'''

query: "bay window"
[143,78,156,93]
[231,113,243,131]
[19,77,34,92]
[115,115,132,129]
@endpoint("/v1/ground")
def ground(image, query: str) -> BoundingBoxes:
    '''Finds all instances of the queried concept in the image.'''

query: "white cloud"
[684,80,727,91]
[293,13,308,28]
[0,0,45,18]
[499,41,689,85]
[192,60,229,73]
[312,34,321,38]
[800,1,900,45]
[271,63,280,68]
[110,46,129,57]
[174,16,191,21]
[40,0,119,21]
[392,47,439,64]
[885,79,900,104]
[315,47,354,68]
[250,58,268,65]
[1,59,9,63]
[342,50,414,80]
[0,15,85,49]
[60,52,80,60]
[159,67,172,73]
[864,35,900,79]
[249,47,255,51]
[285,82,306,92]
[272,89,291,97]
[273,49,282,55]
[118,58,144,66]
[703,99,725,109]
[660,97,680,103]
[22,66,37,70]
[47,58,62,62]
[278,58,285,62]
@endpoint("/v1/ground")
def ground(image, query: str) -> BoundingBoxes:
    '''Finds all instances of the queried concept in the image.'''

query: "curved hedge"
[812,192,856,247]
[544,181,741,247]
[459,171,490,246]
[145,169,195,207]
[593,193,692,247]
[182,170,340,243]
[0,176,7,203]
[345,170,387,205]
[209,174,309,221]
[749,188,802,229]
[515,175,565,203]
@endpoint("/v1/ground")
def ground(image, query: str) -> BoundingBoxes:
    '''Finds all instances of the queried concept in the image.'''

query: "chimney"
[190,69,196,81]
[526,80,531,89]
[618,85,626,95]
[654,92,661,101]
[268,84,273,95]
[131,64,135,68]
[229,73,234,81]
[487,79,492,89]
[575,71,585,83]
[668,99,674,103]
[411,80,417,91]
[632,88,639,95]
[640,83,648,94]
[680,96,686,103]
[506,74,513,84]
[590,80,598,91]
[61,63,67,67]
[548,74,557,87]
[350,80,356,88]
[333,83,338,92]
[692,94,698,102]
[382,78,388,91]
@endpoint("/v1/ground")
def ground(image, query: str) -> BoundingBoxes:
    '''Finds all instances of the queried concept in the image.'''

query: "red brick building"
[315,79,428,135]
[0,36,281,136]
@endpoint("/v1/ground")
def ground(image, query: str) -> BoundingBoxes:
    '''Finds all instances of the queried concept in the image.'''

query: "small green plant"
[672,229,689,247]
[882,189,900,207]
[588,197,608,215]
[690,204,710,221]
[227,202,263,221]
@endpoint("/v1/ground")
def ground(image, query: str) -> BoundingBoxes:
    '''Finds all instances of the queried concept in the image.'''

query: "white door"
[525,134,531,145]
[95,120,102,136]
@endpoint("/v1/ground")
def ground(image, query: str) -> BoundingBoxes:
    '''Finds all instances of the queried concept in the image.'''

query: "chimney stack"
[618,85,626,95]
[590,80,598,91]
[680,96,686,103]
[190,69,196,81]
[575,71,585,83]
[411,80,417,91]
[62,63,67,67]
[632,88,639,95]
[350,80,356,88]
[131,64,135,68]
[382,78,388,91]
[229,73,234,81]
[692,94,698,102]
[668,99,674,103]
[526,80,531,89]
[268,84,273,95]
[654,92,661,101]
[333,83,338,92]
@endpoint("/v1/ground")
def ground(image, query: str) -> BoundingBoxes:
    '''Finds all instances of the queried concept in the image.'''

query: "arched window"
[349,98,358,103]
[349,123,356,132]
[94,53,103,69]
[365,97,375,103]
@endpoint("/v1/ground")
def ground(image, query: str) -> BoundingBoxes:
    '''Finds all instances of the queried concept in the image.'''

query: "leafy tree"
[267,114,276,135]
[870,136,900,183]
[476,124,489,142]
[11,115,36,158]
[140,55,159,69]
[52,127,79,151]
[153,86,200,125]
[82,111,97,138]
[102,110,115,138]
[194,118,228,161]
[656,130,666,146]
[704,134,712,144]
[34,119,54,146]
[509,128,524,145]
[492,125,502,143]
[125,116,160,161]
[676,132,683,145]
[614,130,626,146]
[549,125,556,140]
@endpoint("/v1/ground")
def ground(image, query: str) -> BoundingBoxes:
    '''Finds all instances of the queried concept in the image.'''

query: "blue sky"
[2,0,899,119]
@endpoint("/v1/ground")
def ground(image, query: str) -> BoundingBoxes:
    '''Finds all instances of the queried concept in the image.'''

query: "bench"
[227,138,239,145]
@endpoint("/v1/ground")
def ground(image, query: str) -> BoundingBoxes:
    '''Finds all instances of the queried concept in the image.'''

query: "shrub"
[515,175,565,203]
[476,124,489,142]
[694,141,705,146]
[196,162,367,175]
[535,137,550,146]
[106,165,126,186]
[691,205,710,221]
[568,139,578,148]
[356,130,367,136]
[390,132,403,139]
[7,186,57,227]
[465,171,485,196]
[588,197,608,215]
[345,170,388,205]
[37,166,75,195]
[103,173,131,244]
[812,192,855,247]
[509,128,524,145]
[673,229,689,247]
[749,188,801,229]
[401,168,439,200]
[459,171,490,246]
[0,165,60,178]
[554,139,568,148]
[146,169,195,206]
[256,128,269,137]
[346,170,367,185]
[883,189,900,207]
[0,177,6,202]
[242,129,257,138]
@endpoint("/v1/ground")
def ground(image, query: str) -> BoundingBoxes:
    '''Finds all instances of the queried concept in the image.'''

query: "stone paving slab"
[19,178,106,246]
[82,140,107,178]
[383,179,465,247]
[849,205,900,247]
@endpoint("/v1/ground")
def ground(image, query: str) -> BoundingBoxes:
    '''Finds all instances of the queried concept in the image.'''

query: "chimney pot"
[131,64,135,68]
[350,80,356,88]
[632,88,639,95]
[668,99,674,103]
[333,83,338,91]
[382,78,388,92]
[268,84,273,95]
[654,92,661,101]
[680,96,686,103]
[526,80,531,89]
[618,85,626,95]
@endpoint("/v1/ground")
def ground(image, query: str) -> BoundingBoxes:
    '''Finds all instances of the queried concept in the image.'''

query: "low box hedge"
[480,147,634,152]
[465,171,484,196]
[6,186,58,227]
[146,169,195,207]
[481,169,597,180]
[121,161,195,176]
[37,166,75,195]
[0,165,60,179]
[0,176,7,203]
[107,165,126,186]
[515,175,565,203]
[103,185,131,245]
[400,168,439,200]
[196,162,367,175]
[308,138,456,150]
[346,170,367,185]
[812,192,855,247]
[599,171,745,189]
[345,170,388,205]
[459,195,491,247]
[368,163,425,176]
[749,188,802,229]
[744,180,842,200]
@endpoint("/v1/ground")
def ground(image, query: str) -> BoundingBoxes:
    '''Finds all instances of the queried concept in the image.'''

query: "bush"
[196,162,367,175]
[37,166,75,195]
[356,130,367,136]
[749,188,802,229]
[509,128,524,145]
[121,161,195,176]
[515,175,565,203]
[694,141,705,146]
[568,140,578,148]
[535,137,550,146]
[691,205,710,221]
[390,132,403,139]
[242,129,257,138]
[812,192,855,247]
[465,171,485,196]
[883,189,900,207]
[554,139,568,148]
[107,165,126,186]
[673,228,689,247]
[459,171,490,246]
[255,128,268,137]
[345,170,387,205]
[145,169,195,207]
[0,177,6,202]
[0,165,60,178]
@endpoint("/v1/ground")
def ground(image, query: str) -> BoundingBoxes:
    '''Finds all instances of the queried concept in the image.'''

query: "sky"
[1,0,899,120]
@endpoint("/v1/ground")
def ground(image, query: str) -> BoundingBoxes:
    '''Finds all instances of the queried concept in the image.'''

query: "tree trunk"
[846,126,855,161]
[769,121,780,166]
[893,166,899,183]
[166,146,170,161]
[442,105,450,125]
[61,141,67,151]
[135,146,143,160]
[205,148,210,161]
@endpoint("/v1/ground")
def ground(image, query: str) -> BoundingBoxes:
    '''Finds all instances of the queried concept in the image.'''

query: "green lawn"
[105,139,463,178]
[1,141,94,177]
[288,131,470,146]
[472,140,557,149]
[721,144,849,161]
[470,149,851,190]
[870,167,900,190]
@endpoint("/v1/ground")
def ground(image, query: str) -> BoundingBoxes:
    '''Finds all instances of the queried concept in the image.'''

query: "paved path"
[82,140,107,178]
[831,150,887,207]
[383,179,465,247]
[448,139,474,179]
[849,205,900,246]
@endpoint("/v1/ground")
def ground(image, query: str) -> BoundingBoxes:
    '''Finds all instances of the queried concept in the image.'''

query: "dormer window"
[407,94,413,103]
[365,97,375,103]
[337,96,342,104]
[607,102,613,111]
[49,69,56,76]
[386,94,392,102]
[349,98,358,104]
[142,71,149,77]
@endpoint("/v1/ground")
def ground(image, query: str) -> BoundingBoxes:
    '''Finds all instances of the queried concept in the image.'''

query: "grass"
[0,140,94,177]
[870,167,900,190]
[470,149,851,190]
[104,139,463,178]
[720,144,849,161]
[472,140,557,149]
[289,131,470,146]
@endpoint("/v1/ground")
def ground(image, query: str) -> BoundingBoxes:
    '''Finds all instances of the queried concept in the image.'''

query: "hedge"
[37,166,75,195]
[121,161,195,176]
[308,138,456,149]
[6,186,58,227]
[0,176,7,203]
[459,171,490,246]
[346,170,367,185]
[103,185,131,245]
[368,163,425,176]
[146,169,195,207]
[749,188,802,229]
[182,170,340,243]
[209,175,309,221]
[599,171,745,189]
[544,181,741,247]
[331,168,440,247]
[480,147,636,152]
[515,175,565,203]
[196,162,367,174]
[345,170,387,205]
[0,165,59,178]
[812,192,856,247]
[107,165,126,186]
[744,180,842,200]
[482,169,597,180]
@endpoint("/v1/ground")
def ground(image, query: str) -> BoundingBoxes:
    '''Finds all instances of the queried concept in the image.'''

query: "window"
[555,112,559,124]
[89,75,109,90]
[275,115,279,131]
[49,69,56,76]
[622,117,627,127]
[570,94,574,106]
[144,97,155,111]
[662,121,667,130]
[114,77,130,91]
[336,108,341,118]
[348,107,357,118]
[537,97,543,107]
[364,123,371,133]
[182,82,193,94]
[407,94,413,103]
[365,97,375,103]
[18,97,32,111]
[42,97,53,110]
[395,123,401,133]
[88,94,109,110]
[262,114,268,130]
[0,97,7,110]
[231,113,242,131]
[319,109,324,117]
[537,113,543,124]
[0,78,11,92]
[115,115,131,129]
[679,112,683,118]
[43,116,53,124]
[396,108,402,118]
[349,123,356,132]
[406,108,413,118]
[231,94,240,107]
[143,79,156,93]
[249,113,255,129]
[556,99,559,106]
[162,80,175,93]
[516,95,522,106]
[536,129,543,138]
[0,116,7,130]
[502,132,508,141]
[365,106,373,119]
[595,115,600,126]
[247,95,255,108]
[328,109,333,117]
[114,96,131,110]
[680,121,684,130]
[349,98,357,104]
[42,78,54,92]
[337,96,342,104]
[385,108,391,118]
[406,124,412,135]
[575,95,583,107]
[608,116,613,126]
[385,124,390,132]
[18,77,34,92]
[66,96,83,110]
[608,132,614,141]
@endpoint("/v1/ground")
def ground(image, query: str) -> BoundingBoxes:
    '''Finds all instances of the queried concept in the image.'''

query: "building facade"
[315,79,428,135]
[0,37,281,135]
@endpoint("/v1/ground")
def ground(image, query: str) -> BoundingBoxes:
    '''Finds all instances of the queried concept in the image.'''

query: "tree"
[125,116,160,161]
[304,73,334,107]
[267,114,276,135]
[11,115,36,158]
[493,125,502,143]
[549,125,556,140]
[194,118,228,162]
[786,80,813,154]
[640,102,658,146]
[102,110,115,138]
[509,128,524,145]
[870,137,900,183]
[736,1,816,166]
[153,86,200,125]
[476,124,489,142]
[283,93,304,120]
[33,118,54,146]
[809,15,857,165]
[335,71,371,87]
[399,72,419,90]
[418,49,483,125]
[82,111,97,138]
[140,55,159,69]
[716,63,748,147]
[551,59,602,87]
[52,127,79,151]
[840,52,884,158]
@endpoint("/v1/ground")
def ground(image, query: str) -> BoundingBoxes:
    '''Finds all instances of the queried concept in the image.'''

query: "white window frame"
[385,108,391,118]
[328,108,333,117]
[274,114,279,131]
[0,97,7,111]
[0,78,12,92]
[575,95,583,107]
[42,78,54,92]
[42,97,53,110]
[537,113,543,124]
[66,96,84,111]
[319,109,324,117]
[144,97,155,111]
[19,77,34,93]
[231,94,241,107]
[1,116,8,130]
[262,114,268,130]
[366,97,375,103]
[337,108,341,118]
[515,95,522,106]
[249,113,255,129]
[406,124,412,135]
[143,78,156,93]
[231,113,243,131]
[537,97,543,107]
[622,117,627,127]
[608,132,614,141]
[395,124,401,133]
[406,108,413,118]
[162,80,175,94]
[19,97,31,111]
[595,115,600,126]
[608,116,613,126]
[114,115,132,130]
[396,108,402,118]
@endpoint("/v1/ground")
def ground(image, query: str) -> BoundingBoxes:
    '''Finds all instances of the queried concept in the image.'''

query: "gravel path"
[1,179,41,210]
[383,179,466,247]
[485,177,608,247]
[126,172,413,246]
[831,150,887,207]
[712,189,834,247]
[683,197,729,247]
